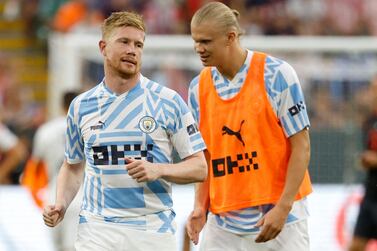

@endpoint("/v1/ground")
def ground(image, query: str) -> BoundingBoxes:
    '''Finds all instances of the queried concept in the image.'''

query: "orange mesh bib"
[198,52,312,213]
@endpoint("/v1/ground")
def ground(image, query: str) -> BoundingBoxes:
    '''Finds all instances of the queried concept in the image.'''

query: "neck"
[103,66,140,95]
[216,46,247,80]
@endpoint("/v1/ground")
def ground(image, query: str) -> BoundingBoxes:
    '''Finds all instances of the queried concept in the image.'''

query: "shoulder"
[189,75,200,90]
[141,75,188,114]
[73,84,102,105]
[68,85,102,116]
[265,55,298,80]
[264,55,300,94]
[141,75,178,100]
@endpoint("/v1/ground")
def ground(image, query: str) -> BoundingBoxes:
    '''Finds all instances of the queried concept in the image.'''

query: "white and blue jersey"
[65,74,205,234]
[188,50,310,235]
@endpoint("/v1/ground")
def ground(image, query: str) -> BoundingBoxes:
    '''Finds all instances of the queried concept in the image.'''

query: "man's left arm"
[126,151,207,184]
[276,128,310,212]
[255,128,310,242]
[126,91,207,184]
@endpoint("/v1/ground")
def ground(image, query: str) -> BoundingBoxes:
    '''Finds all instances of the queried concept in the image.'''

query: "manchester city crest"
[138,116,157,134]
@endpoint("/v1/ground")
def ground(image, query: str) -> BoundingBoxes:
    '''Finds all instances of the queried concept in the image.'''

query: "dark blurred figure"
[0,122,26,184]
[349,75,377,251]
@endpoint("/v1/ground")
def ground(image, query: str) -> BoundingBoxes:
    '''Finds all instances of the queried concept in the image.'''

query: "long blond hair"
[191,1,244,36]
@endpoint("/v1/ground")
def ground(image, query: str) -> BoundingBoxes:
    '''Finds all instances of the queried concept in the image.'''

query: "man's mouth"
[200,55,209,61]
[121,58,137,65]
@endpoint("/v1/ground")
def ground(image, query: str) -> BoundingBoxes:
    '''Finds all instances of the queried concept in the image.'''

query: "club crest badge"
[139,116,157,134]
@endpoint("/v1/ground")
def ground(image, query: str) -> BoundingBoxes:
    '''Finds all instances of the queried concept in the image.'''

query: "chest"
[79,97,171,153]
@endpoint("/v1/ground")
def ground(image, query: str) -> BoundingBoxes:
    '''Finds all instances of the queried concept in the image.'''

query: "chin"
[201,60,210,66]
[118,69,137,79]
[120,66,137,75]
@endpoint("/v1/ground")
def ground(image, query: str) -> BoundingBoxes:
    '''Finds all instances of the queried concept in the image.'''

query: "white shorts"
[75,220,177,251]
[199,214,310,251]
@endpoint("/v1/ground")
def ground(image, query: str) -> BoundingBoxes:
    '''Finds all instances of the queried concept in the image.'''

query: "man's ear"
[99,40,106,56]
[227,30,237,46]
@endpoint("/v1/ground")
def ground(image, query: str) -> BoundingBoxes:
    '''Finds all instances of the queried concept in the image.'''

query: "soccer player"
[0,122,26,184]
[43,11,207,251]
[348,76,377,251]
[186,2,312,251]
[23,91,79,251]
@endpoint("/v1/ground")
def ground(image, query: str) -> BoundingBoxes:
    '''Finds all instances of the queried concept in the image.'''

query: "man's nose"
[195,43,204,54]
[126,43,137,55]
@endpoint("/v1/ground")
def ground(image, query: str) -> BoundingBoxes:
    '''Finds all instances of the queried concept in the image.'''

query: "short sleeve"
[187,75,200,123]
[65,99,85,163]
[170,93,206,159]
[264,56,310,137]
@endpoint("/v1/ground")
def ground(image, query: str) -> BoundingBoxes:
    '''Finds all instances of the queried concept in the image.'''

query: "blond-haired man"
[43,11,207,251]
[186,2,312,251]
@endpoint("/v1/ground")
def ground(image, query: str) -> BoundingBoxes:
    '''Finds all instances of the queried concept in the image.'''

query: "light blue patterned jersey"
[188,50,310,235]
[65,74,205,233]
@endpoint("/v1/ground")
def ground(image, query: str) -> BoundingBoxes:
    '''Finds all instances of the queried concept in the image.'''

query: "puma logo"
[90,120,106,130]
[222,120,245,146]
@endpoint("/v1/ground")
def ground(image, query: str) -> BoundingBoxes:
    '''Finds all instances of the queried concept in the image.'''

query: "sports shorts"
[199,213,310,251]
[75,219,176,251]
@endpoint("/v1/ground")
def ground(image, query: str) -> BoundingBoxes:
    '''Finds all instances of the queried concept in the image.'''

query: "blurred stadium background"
[1,0,377,250]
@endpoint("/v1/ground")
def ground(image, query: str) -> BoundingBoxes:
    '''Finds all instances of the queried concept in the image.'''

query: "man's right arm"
[56,159,84,210]
[186,76,210,245]
[186,150,210,245]
[43,159,84,227]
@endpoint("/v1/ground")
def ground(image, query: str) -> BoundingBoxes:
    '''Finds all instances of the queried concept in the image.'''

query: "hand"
[0,172,11,184]
[186,208,207,245]
[125,158,161,182]
[360,150,377,169]
[255,205,290,243]
[43,204,65,227]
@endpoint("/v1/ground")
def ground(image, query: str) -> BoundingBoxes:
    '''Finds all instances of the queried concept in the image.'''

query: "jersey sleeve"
[170,92,206,159]
[265,56,310,137]
[187,75,200,123]
[65,98,85,164]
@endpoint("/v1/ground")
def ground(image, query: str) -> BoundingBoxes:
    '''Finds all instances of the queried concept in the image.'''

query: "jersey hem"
[210,192,312,214]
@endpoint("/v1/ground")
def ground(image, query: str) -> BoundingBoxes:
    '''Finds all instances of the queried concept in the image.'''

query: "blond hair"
[191,2,244,36]
[102,11,146,40]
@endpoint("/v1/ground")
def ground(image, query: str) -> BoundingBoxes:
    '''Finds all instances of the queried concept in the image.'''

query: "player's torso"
[80,84,174,174]
[77,80,177,220]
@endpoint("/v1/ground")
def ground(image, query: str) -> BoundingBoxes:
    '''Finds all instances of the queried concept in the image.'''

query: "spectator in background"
[1,82,41,185]
[348,76,377,251]
[0,54,30,184]
[51,0,103,33]
[22,91,80,251]
[363,0,377,36]
[0,122,26,184]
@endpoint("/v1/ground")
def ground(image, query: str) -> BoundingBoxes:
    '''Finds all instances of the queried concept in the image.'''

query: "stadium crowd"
[0,1,377,250]
[1,0,377,39]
